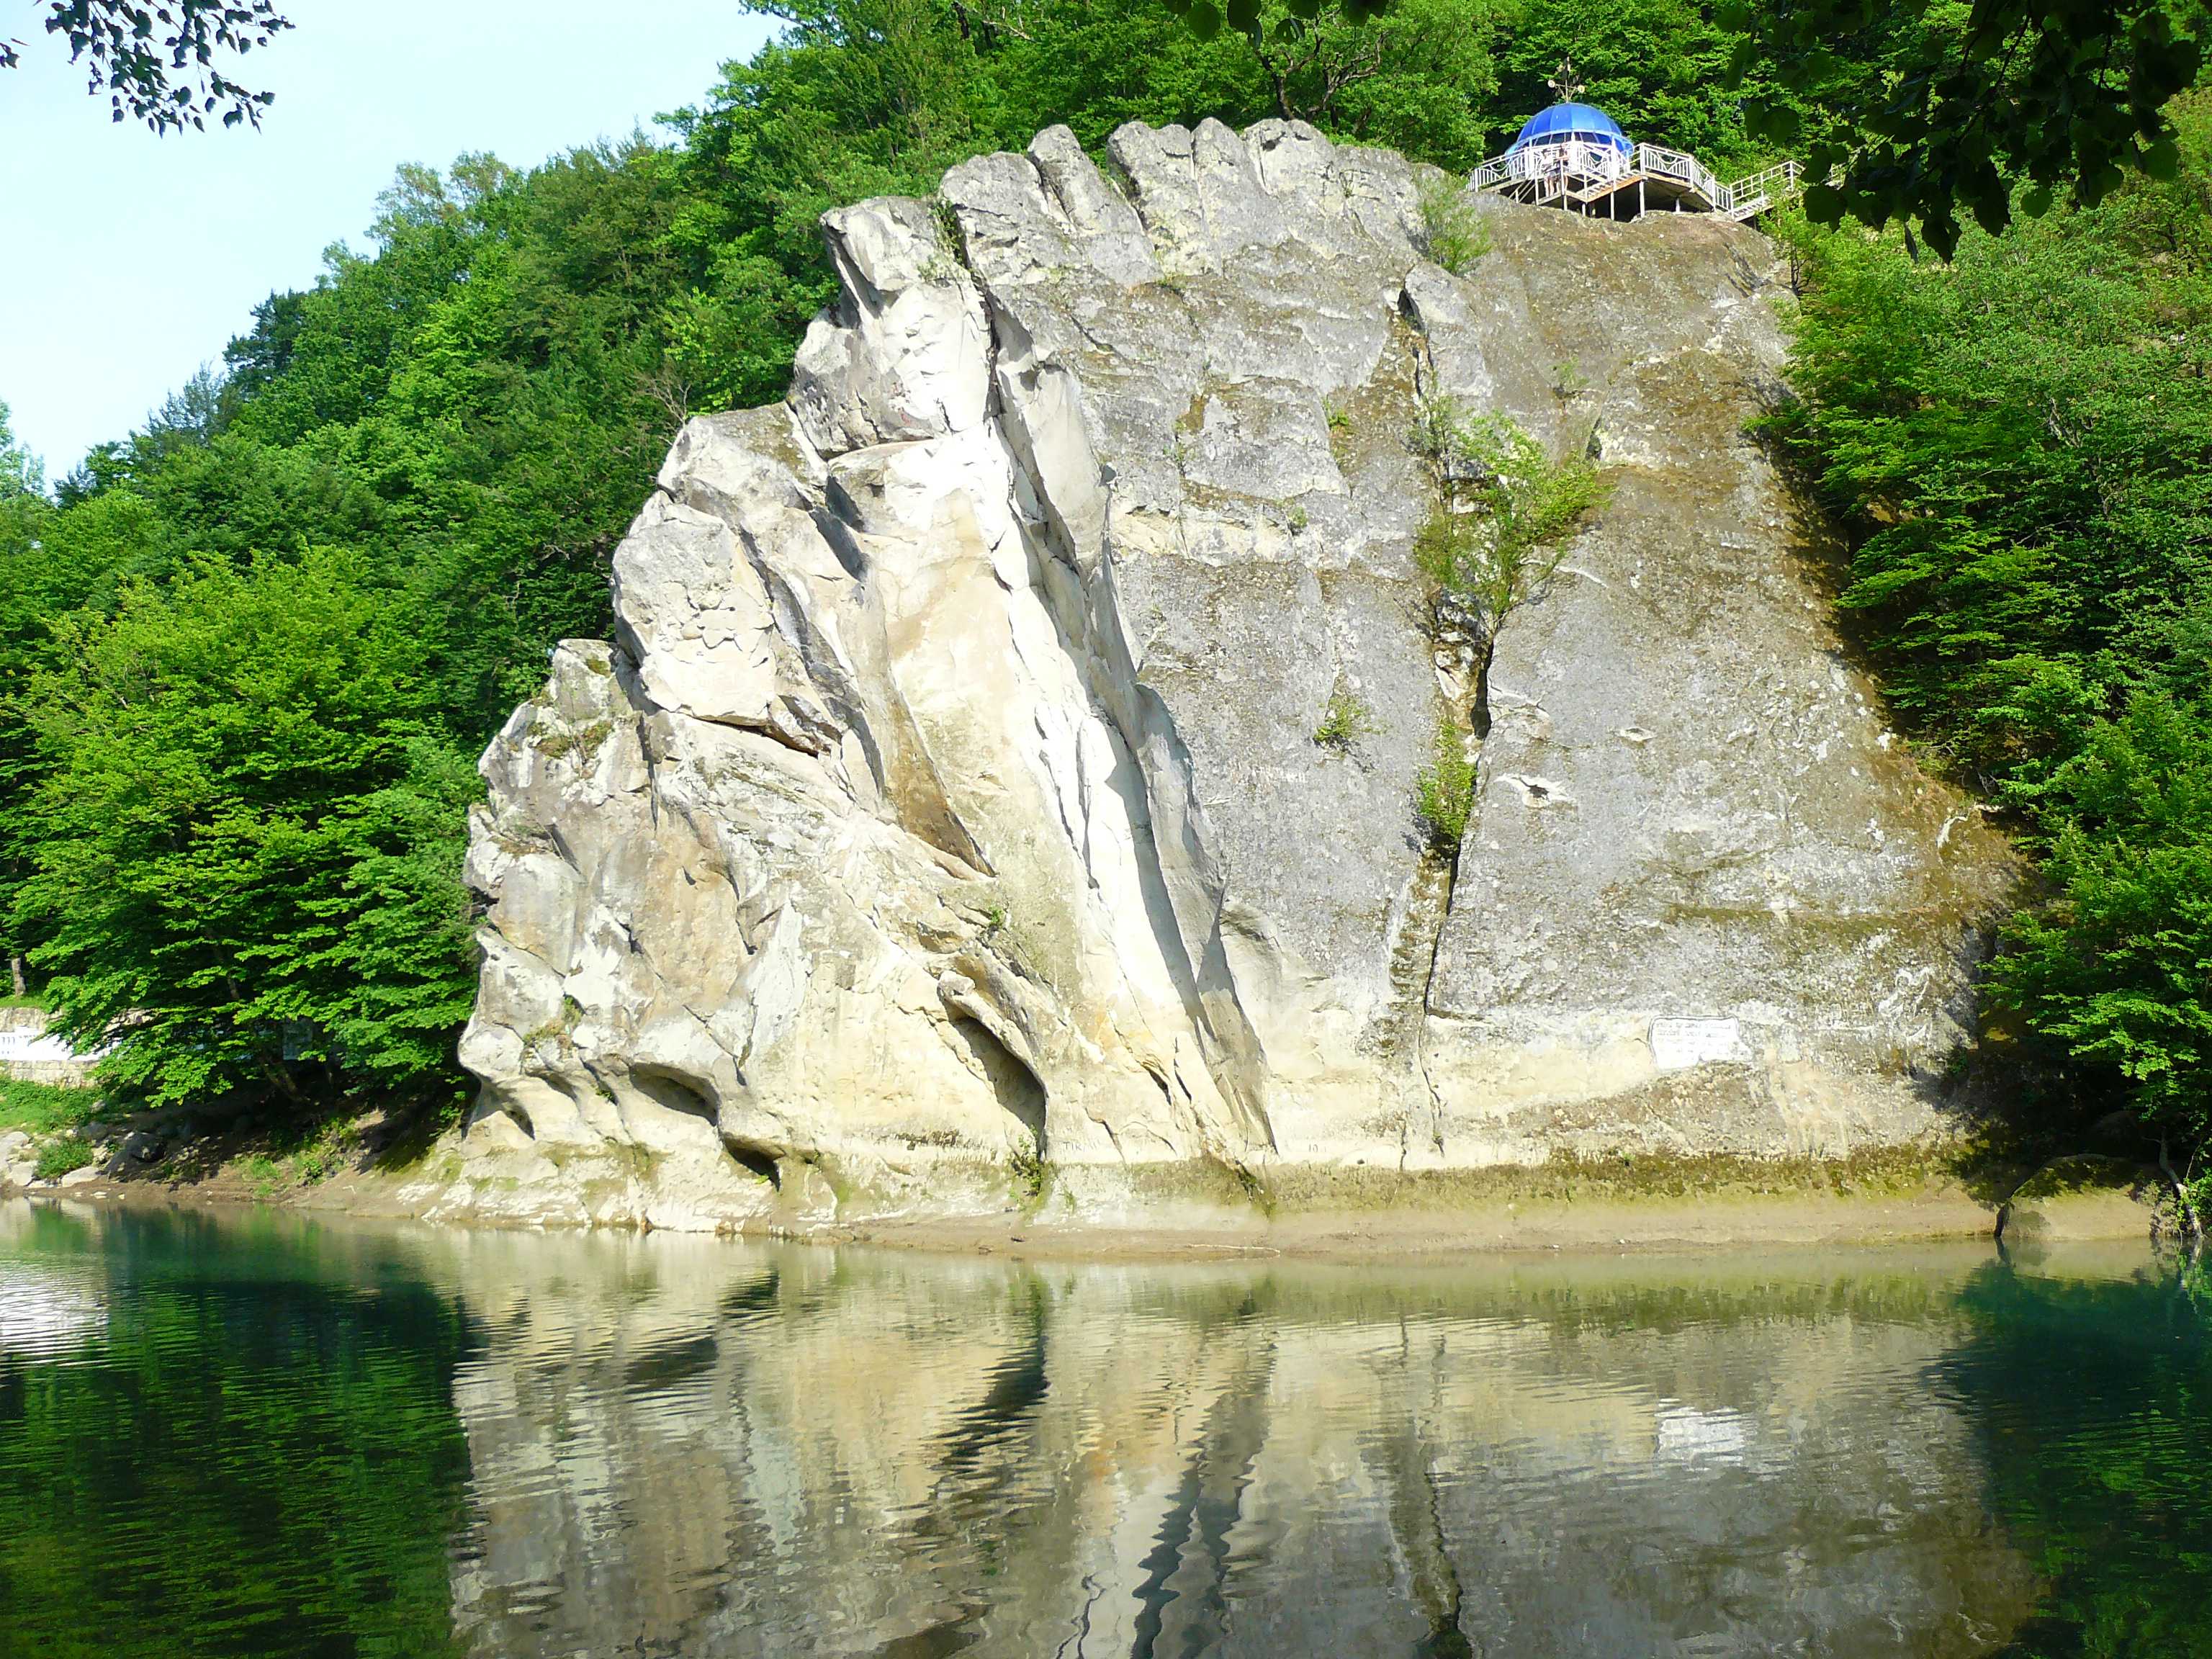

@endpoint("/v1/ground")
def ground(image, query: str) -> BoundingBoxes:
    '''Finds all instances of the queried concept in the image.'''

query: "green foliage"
[0,1079,99,1138]
[1241,0,1501,164]
[32,1139,94,1182]
[14,547,477,1112]
[1313,687,1375,751]
[0,400,40,499]
[1724,0,2204,254]
[3,2,291,132]
[1413,716,1477,850]
[1009,1141,1048,1204]
[1416,176,1491,274]
[1412,398,1607,642]
[1776,92,2212,1162]
[1494,0,1785,175]
[1987,697,2212,1163]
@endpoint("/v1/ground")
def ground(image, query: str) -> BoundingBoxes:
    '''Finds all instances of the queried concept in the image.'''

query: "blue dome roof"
[1508,102,1632,155]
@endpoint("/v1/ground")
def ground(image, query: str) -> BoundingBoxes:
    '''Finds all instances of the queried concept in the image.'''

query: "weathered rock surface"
[1998,1156,2170,1245]
[420,119,2014,1231]
[0,1130,32,1192]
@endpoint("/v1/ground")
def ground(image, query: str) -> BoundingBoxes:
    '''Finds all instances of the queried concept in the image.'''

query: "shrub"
[1313,688,1375,751]
[1411,399,1608,644]
[1417,176,1491,275]
[1009,1141,1048,1204]
[1414,718,1478,850]
[34,1140,94,1182]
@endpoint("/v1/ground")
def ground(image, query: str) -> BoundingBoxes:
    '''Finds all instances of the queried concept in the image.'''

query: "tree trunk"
[8,956,22,1000]
[2158,1137,2201,1242]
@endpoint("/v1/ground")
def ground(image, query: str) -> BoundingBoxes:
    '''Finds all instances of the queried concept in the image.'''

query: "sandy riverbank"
[6,1146,2097,1262]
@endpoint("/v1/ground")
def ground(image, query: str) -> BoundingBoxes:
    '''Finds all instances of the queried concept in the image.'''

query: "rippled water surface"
[1,1202,2208,1657]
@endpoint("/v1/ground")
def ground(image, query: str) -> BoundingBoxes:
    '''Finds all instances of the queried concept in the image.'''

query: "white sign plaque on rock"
[1650,1017,1742,1071]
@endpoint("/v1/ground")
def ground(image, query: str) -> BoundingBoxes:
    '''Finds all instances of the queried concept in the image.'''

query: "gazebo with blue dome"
[1469,66,1801,223]
[1509,102,1635,162]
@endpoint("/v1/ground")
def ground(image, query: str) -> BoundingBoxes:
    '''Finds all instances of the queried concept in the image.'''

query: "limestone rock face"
[423,120,2015,1229]
[1998,1156,2170,1245]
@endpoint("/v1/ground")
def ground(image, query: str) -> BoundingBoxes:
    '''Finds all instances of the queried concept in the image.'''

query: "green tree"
[0,398,52,998]
[1989,698,2212,1225]
[14,547,477,1111]
[1159,0,2207,248]
[1728,0,2208,256]
[1774,90,2212,1188]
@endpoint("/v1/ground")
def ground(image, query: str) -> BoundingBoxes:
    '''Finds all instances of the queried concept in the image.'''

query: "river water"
[0,1201,2205,1658]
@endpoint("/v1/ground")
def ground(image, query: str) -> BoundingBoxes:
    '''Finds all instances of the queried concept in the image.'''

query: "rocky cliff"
[418,119,2014,1232]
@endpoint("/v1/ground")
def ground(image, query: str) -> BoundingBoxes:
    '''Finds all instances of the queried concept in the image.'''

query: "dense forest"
[1771,88,2212,1197]
[1,0,2208,1201]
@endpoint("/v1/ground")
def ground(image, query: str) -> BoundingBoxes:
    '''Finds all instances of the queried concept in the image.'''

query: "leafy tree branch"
[2,1,290,131]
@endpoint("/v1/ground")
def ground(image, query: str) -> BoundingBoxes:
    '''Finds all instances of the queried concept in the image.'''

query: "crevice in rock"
[631,1066,782,1187]
[1377,848,1457,1163]
[967,264,1277,1156]
[725,1143,784,1188]
[1390,310,1478,1159]
[949,1015,1048,1151]
[1468,638,1496,741]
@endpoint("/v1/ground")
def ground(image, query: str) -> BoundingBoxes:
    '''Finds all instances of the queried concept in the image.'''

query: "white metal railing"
[0,1027,109,1066]
[1636,143,1731,210]
[1720,158,1803,220]
[1467,140,1807,222]
[1470,138,1639,194]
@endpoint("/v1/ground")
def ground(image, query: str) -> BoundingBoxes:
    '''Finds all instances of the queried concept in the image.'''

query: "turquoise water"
[0,1202,2206,1658]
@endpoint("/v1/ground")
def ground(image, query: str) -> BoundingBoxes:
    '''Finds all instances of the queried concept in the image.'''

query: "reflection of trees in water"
[1944,1257,2212,1658]
[18,1222,2175,1659]
[0,1205,477,1659]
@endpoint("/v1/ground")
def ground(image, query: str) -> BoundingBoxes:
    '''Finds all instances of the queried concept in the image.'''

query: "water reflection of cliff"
[423,1235,2041,1658]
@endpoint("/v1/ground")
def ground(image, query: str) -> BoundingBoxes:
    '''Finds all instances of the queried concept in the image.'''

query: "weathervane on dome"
[1547,56,1586,104]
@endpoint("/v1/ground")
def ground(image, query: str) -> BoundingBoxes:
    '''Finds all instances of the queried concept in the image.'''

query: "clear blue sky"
[1,0,777,476]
